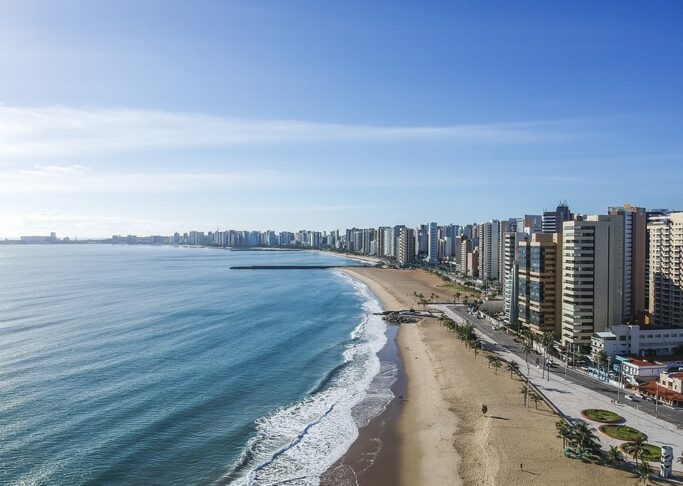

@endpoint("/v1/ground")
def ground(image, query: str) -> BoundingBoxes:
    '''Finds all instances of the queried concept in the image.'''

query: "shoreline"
[334,268,460,486]
[332,268,638,486]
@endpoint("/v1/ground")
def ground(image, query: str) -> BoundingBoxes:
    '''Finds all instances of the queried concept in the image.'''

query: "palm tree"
[607,445,622,466]
[542,331,554,365]
[572,422,600,454]
[492,356,502,375]
[555,420,572,448]
[637,460,651,485]
[529,391,541,409]
[623,436,645,468]
[506,361,520,379]
[523,343,533,364]
[519,385,529,407]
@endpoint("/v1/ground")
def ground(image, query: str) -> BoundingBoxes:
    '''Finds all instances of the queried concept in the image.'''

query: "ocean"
[0,245,396,485]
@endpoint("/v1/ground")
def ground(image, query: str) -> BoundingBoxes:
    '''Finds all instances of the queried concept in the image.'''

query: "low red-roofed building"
[638,371,683,407]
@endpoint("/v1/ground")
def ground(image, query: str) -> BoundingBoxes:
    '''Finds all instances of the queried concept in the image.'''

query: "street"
[442,304,683,427]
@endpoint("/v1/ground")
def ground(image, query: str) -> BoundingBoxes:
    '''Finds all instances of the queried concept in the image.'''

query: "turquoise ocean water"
[0,245,394,485]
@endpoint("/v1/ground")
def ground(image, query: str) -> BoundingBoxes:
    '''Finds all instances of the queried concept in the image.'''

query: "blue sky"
[0,0,681,237]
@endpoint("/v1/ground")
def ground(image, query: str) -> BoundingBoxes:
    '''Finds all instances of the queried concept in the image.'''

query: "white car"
[625,395,640,402]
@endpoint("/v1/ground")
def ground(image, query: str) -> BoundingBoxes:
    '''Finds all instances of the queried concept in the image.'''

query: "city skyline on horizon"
[1,1,682,238]
[6,200,676,241]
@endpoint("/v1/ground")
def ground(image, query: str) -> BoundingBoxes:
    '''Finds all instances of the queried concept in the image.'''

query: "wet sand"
[336,268,637,486]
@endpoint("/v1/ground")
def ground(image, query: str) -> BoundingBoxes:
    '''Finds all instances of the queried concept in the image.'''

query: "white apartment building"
[477,220,500,282]
[648,212,683,327]
[561,216,625,348]
[591,325,683,358]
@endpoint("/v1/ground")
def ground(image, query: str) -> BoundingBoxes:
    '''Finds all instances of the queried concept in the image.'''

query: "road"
[441,304,683,427]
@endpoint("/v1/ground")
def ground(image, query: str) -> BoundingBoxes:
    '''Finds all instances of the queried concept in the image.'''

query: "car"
[625,395,640,402]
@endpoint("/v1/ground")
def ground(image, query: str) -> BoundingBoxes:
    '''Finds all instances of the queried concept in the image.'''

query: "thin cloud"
[0,105,574,160]
[0,165,293,194]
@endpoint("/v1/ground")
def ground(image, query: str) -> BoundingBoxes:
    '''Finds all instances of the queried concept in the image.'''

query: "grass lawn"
[599,425,646,441]
[436,282,482,300]
[580,409,622,423]
[620,443,662,462]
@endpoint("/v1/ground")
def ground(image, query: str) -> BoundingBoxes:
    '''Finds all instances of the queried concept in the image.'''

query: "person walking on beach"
[520,462,523,471]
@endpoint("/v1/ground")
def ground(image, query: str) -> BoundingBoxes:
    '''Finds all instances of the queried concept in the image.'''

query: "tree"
[524,343,533,364]
[491,356,502,375]
[473,339,480,358]
[542,331,555,362]
[529,391,541,409]
[595,349,609,368]
[623,436,645,468]
[555,420,572,448]
[607,445,622,466]
[572,422,600,454]
[506,361,520,379]
[637,460,651,485]
[519,385,529,407]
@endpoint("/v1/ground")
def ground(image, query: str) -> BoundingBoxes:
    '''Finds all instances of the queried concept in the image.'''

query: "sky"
[0,0,682,238]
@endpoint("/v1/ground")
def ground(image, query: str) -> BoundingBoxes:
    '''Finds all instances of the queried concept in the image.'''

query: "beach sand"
[341,267,638,486]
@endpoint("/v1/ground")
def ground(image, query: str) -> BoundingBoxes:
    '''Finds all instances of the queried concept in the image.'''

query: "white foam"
[224,272,395,486]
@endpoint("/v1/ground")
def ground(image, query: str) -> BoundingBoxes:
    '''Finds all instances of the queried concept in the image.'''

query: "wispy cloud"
[0,105,573,160]
[0,165,292,194]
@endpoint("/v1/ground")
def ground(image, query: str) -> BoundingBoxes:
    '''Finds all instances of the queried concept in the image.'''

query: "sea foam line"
[222,271,393,486]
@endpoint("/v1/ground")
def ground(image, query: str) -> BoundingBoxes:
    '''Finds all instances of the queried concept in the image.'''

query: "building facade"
[648,212,683,327]
[560,216,625,348]
[518,233,562,336]
[397,227,416,266]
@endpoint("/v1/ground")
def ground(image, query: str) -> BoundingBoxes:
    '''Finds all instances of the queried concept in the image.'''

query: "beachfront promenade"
[432,303,683,464]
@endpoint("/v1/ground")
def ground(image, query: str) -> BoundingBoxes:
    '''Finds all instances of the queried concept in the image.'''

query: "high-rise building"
[415,225,428,260]
[502,231,529,326]
[608,205,648,322]
[561,216,625,348]
[459,237,472,275]
[516,215,542,235]
[645,209,670,310]
[362,228,376,256]
[648,212,683,327]
[378,226,393,257]
[397,227,416,266]
[477,220,500,282]
[517,233,562,336]
[427,222,438,265]
[542,203,573,234]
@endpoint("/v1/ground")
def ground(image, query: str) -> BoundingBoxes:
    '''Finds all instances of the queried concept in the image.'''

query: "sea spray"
[227,272,395,485]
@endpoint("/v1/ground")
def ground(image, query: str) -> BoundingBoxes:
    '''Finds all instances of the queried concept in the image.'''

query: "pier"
[230,265,372,270]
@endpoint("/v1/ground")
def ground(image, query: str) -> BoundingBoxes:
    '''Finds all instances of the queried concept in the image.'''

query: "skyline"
[1,1,682,237]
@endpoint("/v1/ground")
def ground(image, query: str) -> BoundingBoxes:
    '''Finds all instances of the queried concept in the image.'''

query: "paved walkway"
[432,304,683,467]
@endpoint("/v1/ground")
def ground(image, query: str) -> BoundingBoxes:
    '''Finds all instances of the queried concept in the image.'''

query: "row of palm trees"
[517,327,555,365]
[519,384,542,409]
[439,315,666,484]
[413,291,440,310]
[555,420,659,483]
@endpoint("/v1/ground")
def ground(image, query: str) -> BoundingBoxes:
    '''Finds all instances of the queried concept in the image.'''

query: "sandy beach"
[341,267,638,486]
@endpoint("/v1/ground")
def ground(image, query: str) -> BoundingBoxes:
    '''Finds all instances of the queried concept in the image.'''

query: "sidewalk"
[433,304,683,464]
